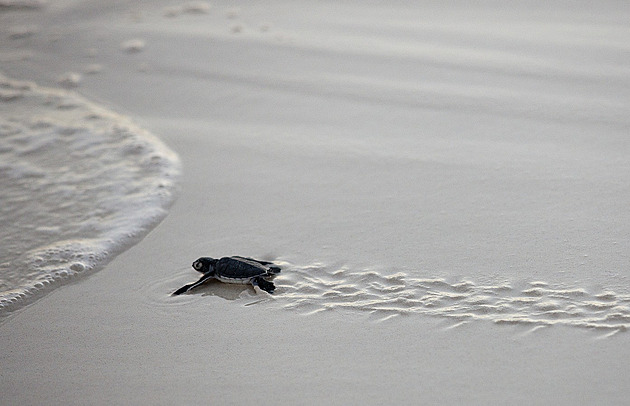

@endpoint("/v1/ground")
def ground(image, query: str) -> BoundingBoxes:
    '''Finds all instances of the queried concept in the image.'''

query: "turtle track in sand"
[159,261,630,334]
[274,263,630,333]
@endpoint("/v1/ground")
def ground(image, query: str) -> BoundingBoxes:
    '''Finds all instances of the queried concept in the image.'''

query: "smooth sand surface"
[2,1,630,404]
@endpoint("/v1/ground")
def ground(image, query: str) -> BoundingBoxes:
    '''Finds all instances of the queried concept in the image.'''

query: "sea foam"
[0,73,180,316]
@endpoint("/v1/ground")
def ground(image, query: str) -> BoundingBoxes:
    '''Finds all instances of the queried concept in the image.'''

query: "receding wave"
[0,73,180,316]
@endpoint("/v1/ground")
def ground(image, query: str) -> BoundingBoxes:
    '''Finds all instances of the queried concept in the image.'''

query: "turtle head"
[192,257,217,274]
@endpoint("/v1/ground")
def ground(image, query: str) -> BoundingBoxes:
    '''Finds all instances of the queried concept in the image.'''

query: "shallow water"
[0,73,180,315]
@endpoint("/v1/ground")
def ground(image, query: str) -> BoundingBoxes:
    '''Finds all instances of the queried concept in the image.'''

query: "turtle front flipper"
[252,276,275,294]
[268,266,281,275]
[172,273,215,295]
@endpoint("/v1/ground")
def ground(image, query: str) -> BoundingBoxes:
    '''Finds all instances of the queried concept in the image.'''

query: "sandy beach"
[2,1,630,404]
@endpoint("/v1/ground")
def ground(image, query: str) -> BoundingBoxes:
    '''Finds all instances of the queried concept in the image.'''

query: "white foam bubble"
[0,73,180,316]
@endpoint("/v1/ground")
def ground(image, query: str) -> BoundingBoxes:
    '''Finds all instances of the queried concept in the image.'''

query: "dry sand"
[2,0,630,404]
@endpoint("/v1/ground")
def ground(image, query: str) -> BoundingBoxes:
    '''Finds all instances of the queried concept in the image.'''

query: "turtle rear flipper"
[172,273,214,295]
[252,277,275,294]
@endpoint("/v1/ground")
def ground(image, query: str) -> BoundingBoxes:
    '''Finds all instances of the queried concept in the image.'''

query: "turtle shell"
[214,257,276,279]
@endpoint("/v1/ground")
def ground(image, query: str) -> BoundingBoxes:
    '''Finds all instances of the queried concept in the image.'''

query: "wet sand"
[2,1,630,404]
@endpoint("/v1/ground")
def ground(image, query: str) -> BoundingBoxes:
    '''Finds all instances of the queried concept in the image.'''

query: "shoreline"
[0,73,180,317]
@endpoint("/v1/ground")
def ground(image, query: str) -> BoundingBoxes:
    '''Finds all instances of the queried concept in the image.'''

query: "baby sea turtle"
[173,256,281,295]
